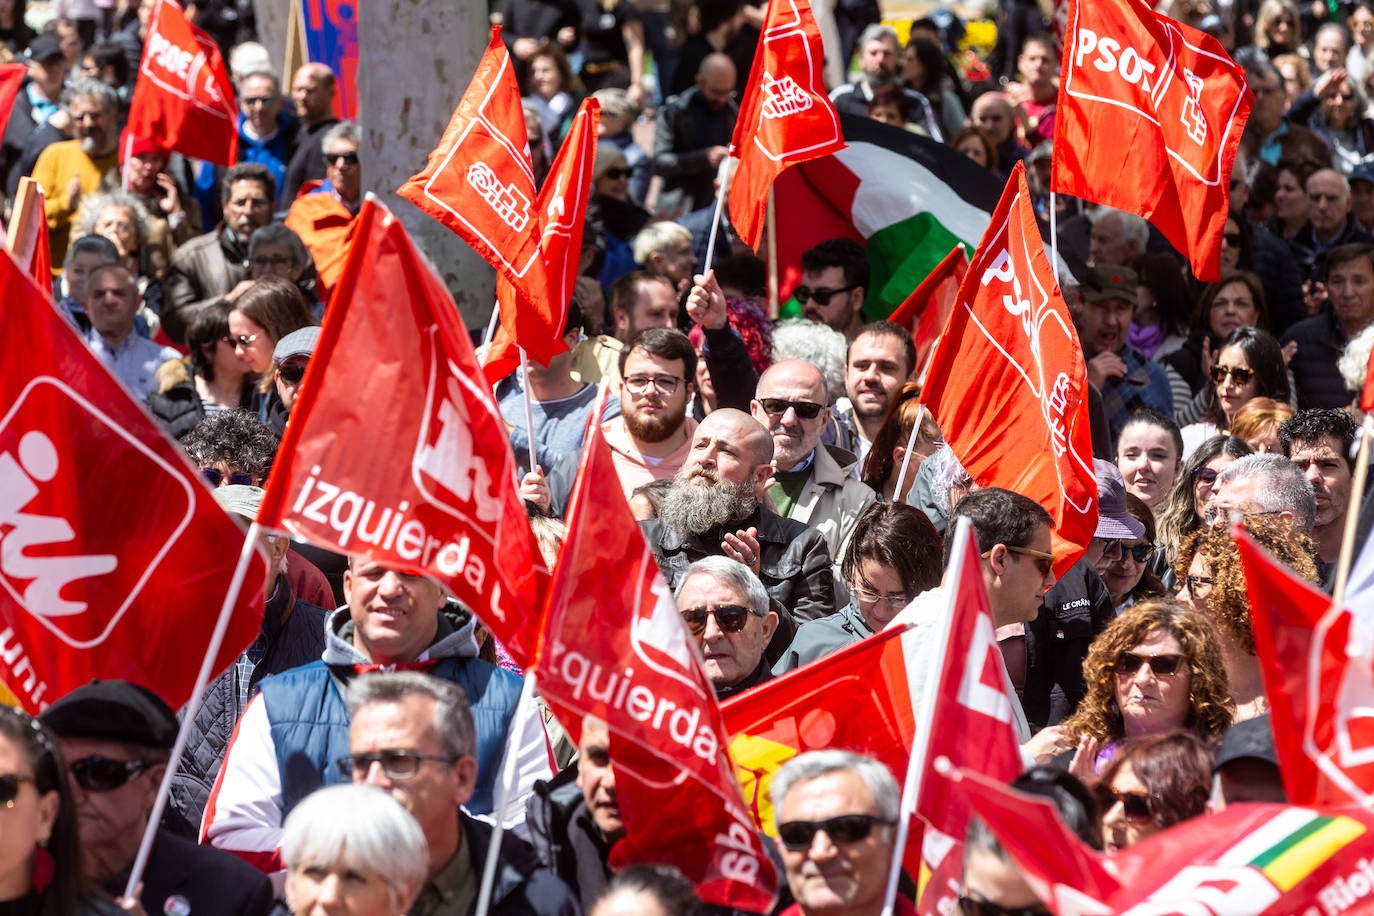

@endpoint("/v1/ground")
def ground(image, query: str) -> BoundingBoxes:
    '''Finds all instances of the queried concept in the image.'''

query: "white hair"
[1090,206,1150,251]
[770,318,846,402]
[1338,323,1374,392]
[282,784,428,912]
[677,556,770,617]
[770,750,900,824]
[1216,453,1316,531]
[632,221,691,265]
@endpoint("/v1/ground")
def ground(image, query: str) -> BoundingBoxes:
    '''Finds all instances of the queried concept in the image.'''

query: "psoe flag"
[1053,0,1250,281]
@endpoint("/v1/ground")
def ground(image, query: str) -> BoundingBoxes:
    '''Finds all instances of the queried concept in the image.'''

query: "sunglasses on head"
[0,773,33,807]
[202,468,255,487]
[68,756,149,793]
[794,284,855,306]
[1104,788,1154,824]
[277,362,308,384]
[1115,651,1185,677]
[758,397,824,420]
[1210,365,1254,385]
[957,897,1051,916]
[1192,466,1219,485]
[776,813,894,850]
[602,166,632,180]
[680,604,756,636]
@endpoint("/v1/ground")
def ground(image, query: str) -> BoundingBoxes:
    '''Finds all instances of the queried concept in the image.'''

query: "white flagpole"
[703,156,738,271]
[474,672,540,916]
[1049,191,1060,283]
[766,187,779,319]
[482,300,501,349]
[1334,416,1374,604]
[519,346,539,474]
[894,403,928,506]
[123,523,263,900]
[878,519,972,916]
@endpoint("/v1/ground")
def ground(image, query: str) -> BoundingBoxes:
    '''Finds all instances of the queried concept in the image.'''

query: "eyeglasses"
[623,374,682,397]
[757,397,825,420]
[1192,466,1219,485]
[328,151,360,166]
[242,96,275,107]
[202,468,255,487]
[68,756,150,792]
[853,585,914,610]
[0,773,33,807]
[1120,543,1154,563]
[984,544,1055,577]
[1115,651,1185,677]
[680,604,757,636]
[957,897,1052,916]
[277,363,308,384]
[1222,232,1242,247]
[338,750,459,780]
[1183,574,1215,594]
[252,254,294,269]
[233,334,260,349]
[1209,364,1254,385]
[794,284,856,306]
[1104,788,1154,824]
[776,813,895,851]
[602,166,632,180]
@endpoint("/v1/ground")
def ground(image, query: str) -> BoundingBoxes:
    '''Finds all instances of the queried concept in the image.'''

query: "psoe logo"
[0,378,194,648]
[760,73,813,119]
[466,162,532,231]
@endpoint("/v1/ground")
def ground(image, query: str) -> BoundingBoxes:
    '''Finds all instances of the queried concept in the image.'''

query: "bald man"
[654,52,740,214]
[641,409,838,661]
[750,360,875,561]
[281,63,339,203]
[971,91,1028,178]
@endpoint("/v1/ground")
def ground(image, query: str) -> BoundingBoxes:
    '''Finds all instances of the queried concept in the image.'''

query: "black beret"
[39,680,178,749]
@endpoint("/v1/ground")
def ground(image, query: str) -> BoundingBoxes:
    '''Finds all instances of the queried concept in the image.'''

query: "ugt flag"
[920,162,1097,574]
[1053,0,1250,280]
[726,0,845,249]
[256,198,548,669]
[0,247,265,713]
[126,0,238,166]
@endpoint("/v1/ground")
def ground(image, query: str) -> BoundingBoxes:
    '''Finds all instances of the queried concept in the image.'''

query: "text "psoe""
[1074,29,1158,92]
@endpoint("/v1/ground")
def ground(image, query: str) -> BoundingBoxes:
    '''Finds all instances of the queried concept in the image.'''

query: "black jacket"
[458,813,582,915]
[653,87,739,213]
[108,830,273,916]
[1022,558,1116,731]
[522,764,615,909]
[1281,307,1360,410]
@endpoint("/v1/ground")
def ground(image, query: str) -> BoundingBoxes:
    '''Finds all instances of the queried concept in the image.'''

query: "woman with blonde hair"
[1253,0,1304,58]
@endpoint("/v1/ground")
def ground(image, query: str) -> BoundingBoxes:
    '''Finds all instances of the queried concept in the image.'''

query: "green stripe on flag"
[866,213,969,316]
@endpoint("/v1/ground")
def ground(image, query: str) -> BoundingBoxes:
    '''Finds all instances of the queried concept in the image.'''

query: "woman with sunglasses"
[773,501,943,672]
[1098,730,1213,854]
[1180,326,1291,457]
[1100,495,1165,613]
[1251,0,1304,59]
[1060,600,1234,776]
[590,142,651,289]
[0,707,127,916]
[1165,270,1269,417]
[147,302,255,440]
[1175,515,1319,721]
[1156,434,1251,569]
[226,276,317,419]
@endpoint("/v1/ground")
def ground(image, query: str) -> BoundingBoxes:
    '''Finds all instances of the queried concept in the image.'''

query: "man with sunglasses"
[675,556,778,698]
[286,121,363,300]
[40,680,274,916]
[344,673,579,915]
[266,326,318,435]
[1083,460,1146,578]
[797,238,869,340]
[771,750,904,916]
[750,360,875,562]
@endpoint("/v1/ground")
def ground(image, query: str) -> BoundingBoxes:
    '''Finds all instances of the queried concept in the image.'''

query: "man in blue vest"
[202,557,552,881]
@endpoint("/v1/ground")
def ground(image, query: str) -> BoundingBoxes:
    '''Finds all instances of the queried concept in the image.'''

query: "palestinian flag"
[772,113,1004,316]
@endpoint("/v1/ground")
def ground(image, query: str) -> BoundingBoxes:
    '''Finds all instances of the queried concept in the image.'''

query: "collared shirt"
[84,328,180,399]
[410,835,476,916]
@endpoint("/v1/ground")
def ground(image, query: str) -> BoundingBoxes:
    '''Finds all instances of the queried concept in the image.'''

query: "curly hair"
[1173,515,1319,654]
[181,409,280,480]
[1097,731,1213,831]
[1061,599,1235,745]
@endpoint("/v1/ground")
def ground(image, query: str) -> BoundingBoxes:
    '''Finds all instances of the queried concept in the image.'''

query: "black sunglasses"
[277,363,308,384]
[777,813,895,851]
[202,468,255,487]
[0,773,33,807]
[680,604,755,636]
[1209,365,1254,385]
[1104,788,1154,824]
[758,397,824,420]
[1192,466,1219,485]
[1121,543,1154,563]
[1222,232,1242,247]
[1115,651,1185,677]
[957,896,1052,916]
[69,756,150,792]
[794,284,855,306]
[329,151,360,165]
[602,166,632,179]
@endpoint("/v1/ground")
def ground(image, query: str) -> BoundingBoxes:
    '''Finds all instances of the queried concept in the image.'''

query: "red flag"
[1235,528,1374,808]
[126,0,238,166]
[537,394,778,912]
[0,63,23,135]
[726,0,845,249]
[398,28,553,322]
[1052,0,1250,281]
[1361,343,1374,414]
[0,247,265,713]
[256,198,548,668]
[949,764,1374,914]
[919,163,1097,574]
[484,97,600,384]
[886,245,967,381]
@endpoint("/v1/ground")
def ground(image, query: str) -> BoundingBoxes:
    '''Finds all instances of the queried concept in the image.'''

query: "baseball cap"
[214,484,264,521]
[1093,459,1146,540]
[1214,714,1279,771]
[1084,264,1138,304]
[273,326,320,364]
[118,128,171,164]
[1351,160,1374,186]
[26,35,64,63]
[39,680,179,749]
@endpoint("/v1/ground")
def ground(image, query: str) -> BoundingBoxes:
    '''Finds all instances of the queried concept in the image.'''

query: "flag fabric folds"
[537,391,778,912]
[255,197,548,668]
[398,28,554,326]
[919,163,1097,573]
[0,247,265,713]
[1235,527,1374,808]
[885,245,968,381]
[726,0,845,249]
[126,0,238,166]
[1053,0,1250,281]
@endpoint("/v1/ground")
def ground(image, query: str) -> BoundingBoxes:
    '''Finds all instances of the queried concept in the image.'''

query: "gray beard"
[659,472,757,535]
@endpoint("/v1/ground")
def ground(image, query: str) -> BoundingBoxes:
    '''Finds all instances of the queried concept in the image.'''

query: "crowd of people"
[3,0,1374,914]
